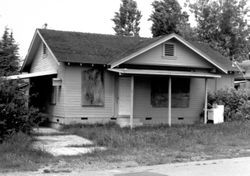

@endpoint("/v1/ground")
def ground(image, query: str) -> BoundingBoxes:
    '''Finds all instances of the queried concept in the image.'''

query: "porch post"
[168,76,172,127]
[130,76,134,129]
[204,78,208,124]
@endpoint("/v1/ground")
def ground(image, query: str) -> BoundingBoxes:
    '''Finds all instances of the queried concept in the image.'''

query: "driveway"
[2,156,250,176]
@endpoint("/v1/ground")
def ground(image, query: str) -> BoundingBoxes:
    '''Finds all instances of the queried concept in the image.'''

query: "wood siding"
[29,42,64,122]
[62,66,115,124]
[126,39,213,69]
[47,63,66,121]
[133,76,205,124]
[30,42,58,73]
[208,75,234,92]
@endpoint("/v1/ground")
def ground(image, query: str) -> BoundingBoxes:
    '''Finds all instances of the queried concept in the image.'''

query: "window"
[151,77,190,108]
[164,43,175,56]
[81,68,104,106]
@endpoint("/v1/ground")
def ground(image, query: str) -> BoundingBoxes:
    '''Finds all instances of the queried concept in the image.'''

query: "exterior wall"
[28,41,64,121]
[207,74,234,92]
[62,65,116,124]
[126,38,213,69]
[30,42,58,73]
[48,63,66,122]
[133,76,205,124]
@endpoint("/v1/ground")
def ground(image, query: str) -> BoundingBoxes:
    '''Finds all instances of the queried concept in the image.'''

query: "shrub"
[0,79,43,142]
[208,88,248,121]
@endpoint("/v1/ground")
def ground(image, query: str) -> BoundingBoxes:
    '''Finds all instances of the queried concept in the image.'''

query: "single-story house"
[235,60,250,93]
[12,29,238,127]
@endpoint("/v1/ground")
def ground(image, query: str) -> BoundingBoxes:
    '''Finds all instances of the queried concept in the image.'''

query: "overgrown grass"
[62,121,250,166]
[0,132,54,172]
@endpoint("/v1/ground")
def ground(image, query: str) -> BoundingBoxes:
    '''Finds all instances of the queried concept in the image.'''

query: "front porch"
[110,68,221,128]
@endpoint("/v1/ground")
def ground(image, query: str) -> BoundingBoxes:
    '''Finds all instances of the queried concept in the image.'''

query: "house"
[235,60,250,93]
[12,29,238,127]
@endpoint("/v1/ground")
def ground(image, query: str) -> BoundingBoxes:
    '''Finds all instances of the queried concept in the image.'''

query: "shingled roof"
[38,29,235,72]
[38,29,161,65]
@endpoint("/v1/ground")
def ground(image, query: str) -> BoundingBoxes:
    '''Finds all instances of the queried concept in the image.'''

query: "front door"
[118,77,131,116]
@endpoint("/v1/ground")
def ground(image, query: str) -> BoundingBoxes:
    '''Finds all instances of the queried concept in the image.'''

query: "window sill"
[162,56,177,60]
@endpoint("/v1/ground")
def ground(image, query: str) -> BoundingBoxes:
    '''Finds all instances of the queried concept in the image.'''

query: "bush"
[0,79,43,142]
[208,88,248,121]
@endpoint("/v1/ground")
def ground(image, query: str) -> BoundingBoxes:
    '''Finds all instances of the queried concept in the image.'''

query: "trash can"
[207,105,224,124]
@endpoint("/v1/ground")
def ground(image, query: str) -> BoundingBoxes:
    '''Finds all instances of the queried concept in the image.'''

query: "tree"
[149,0,189,37]
[112,0,142,36]
[189,0,250,61]
[0,27,19,76]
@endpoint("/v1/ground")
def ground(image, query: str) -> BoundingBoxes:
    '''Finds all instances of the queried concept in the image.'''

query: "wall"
[62,65,116,124]
[133,76,205,124]
[28,41,65,122]
[207,74,234,92]
[126,38,213,69]
[30,42,58,73]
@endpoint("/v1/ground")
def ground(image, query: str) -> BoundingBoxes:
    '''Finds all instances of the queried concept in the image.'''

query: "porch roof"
[108,68,221,78]
[6,71,57,80]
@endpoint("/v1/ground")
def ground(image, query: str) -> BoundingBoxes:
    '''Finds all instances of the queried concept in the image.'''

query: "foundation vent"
[145,117,152,120]
[81,117,88,120]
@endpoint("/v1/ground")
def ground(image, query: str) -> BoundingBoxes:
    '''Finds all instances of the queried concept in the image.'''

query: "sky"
[0,0,195,58]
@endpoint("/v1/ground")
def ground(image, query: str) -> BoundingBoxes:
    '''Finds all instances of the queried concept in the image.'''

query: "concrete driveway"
[2,156,250,176]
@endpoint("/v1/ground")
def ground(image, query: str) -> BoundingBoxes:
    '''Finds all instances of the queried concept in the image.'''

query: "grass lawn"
[60,121,250,169]
[2,121,250,172]
[0,132,54,172]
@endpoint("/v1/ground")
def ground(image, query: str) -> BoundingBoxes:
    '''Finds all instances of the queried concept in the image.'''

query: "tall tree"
[189,0,250,61]
[0,27,19,76]
[149,0,189,37]
[112,0,142,36]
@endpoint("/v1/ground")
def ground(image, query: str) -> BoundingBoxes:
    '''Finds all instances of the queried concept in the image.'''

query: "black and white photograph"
[0,0,250,175]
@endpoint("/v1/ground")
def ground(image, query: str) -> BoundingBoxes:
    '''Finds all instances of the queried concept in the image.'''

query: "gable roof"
[38,29,161,65]
[23,29,236,73]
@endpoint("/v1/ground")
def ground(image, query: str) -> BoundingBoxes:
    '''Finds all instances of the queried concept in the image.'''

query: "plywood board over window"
[151,77,190,108]
[82,68,104,106]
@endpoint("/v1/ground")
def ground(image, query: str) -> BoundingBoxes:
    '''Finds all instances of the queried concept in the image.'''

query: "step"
[116,117,143,128]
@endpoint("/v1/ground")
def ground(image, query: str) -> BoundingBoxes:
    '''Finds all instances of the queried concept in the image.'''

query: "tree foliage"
[0,28,44,142]
[149,0,189,37]
[0,27,19,76]
[189,0,250,61]
[112,0,142,36]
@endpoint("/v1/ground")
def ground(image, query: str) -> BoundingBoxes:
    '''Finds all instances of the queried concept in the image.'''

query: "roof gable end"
[110,33,228,74]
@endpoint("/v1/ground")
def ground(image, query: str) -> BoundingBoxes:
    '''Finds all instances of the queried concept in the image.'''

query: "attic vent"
[43,43,47,55]
[164,43,174,56]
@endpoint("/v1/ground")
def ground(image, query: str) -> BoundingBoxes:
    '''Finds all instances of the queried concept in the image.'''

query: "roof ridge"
[37,28,152,40]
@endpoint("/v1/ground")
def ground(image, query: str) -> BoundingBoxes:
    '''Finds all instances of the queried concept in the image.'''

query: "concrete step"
[116,117,143,128]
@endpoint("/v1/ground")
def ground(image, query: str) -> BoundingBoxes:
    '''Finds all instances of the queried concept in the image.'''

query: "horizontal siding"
[126,38,213,69]
[63,66,115,119]
[133,77,205,124]
[30,42,58,73]
[208,75,234,92]
[47,64,66,118]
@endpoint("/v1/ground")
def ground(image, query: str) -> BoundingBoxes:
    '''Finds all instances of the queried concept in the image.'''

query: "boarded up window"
[151,77,190,108]
[82,68,104,106]
[164,43,174,56]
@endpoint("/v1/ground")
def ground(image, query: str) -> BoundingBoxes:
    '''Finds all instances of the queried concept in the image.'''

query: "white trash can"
[207,105,224,124]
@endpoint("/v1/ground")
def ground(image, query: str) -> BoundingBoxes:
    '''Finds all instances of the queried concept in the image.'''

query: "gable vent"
[164,43,174,56]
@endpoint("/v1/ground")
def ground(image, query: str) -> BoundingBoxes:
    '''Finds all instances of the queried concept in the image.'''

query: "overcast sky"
[0,0,194,58]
